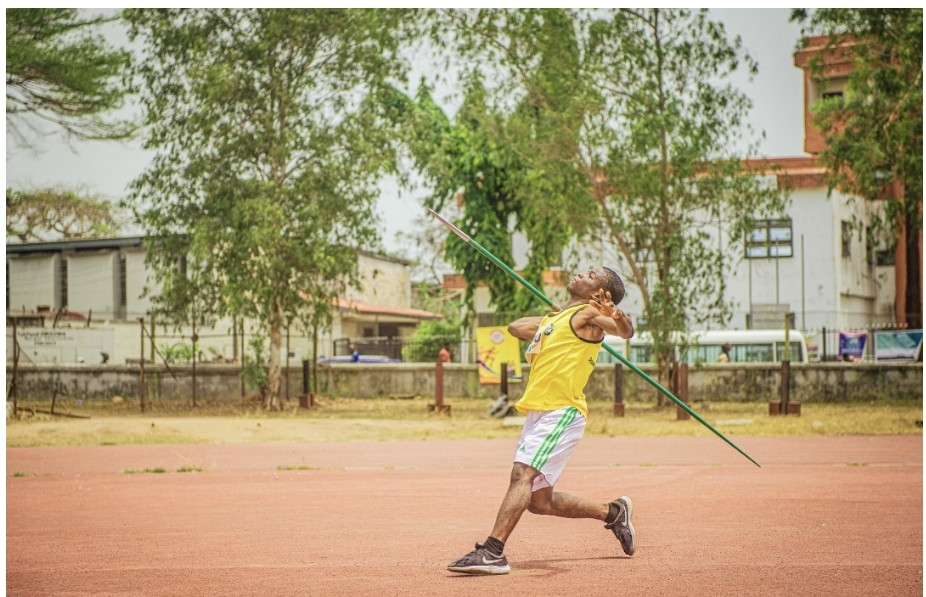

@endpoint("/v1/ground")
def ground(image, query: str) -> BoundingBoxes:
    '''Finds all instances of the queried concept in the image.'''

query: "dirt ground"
[6,435,923,596]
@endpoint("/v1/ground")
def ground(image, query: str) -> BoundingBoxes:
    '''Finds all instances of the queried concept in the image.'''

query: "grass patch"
[176,465,203,473]
[6,396,922,448]
[122,467,167,474]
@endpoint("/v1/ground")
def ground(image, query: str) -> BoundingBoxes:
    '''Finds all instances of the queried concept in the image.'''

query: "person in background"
[350,344,360,363]
[717,343,732,363]
[438,342,452,363]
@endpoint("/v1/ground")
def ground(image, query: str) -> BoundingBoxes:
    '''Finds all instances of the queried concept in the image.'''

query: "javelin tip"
[427,208,471,242]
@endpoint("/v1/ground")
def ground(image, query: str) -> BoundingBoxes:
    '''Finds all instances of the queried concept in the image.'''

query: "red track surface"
[7,435,923,596]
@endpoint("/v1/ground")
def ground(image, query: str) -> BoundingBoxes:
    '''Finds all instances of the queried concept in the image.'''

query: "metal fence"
[809,325,921,362]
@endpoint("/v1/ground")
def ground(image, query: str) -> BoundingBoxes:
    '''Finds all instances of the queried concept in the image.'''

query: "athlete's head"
[601,266,625,305]
[568,266,626,305]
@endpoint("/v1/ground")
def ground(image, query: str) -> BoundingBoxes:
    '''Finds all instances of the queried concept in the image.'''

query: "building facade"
[442,35,903,350]
[6,238,442,365]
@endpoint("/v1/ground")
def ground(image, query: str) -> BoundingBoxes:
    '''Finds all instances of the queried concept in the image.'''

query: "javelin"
[428,208,761,468]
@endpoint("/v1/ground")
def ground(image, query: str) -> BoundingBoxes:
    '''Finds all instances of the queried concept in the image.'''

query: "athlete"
[447,266,636,575]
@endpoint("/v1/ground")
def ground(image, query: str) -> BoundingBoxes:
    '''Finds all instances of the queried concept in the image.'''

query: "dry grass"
[6,395,922,448]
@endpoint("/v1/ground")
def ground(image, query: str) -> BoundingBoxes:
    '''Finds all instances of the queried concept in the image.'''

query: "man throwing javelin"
[447,266,636,575]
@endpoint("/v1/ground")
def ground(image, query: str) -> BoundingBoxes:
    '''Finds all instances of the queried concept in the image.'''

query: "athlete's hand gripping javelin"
[580,288,634,340]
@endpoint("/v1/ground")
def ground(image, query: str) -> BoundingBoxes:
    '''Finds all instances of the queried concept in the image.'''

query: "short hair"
[601,267,625,305]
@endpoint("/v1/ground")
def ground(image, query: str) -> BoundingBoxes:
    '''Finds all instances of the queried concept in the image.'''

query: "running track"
[7,435,922,596]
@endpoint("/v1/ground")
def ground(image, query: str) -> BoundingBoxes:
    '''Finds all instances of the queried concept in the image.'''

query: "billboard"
[475,327,523,385]
[838,331,868,360]
[874,330,924,362]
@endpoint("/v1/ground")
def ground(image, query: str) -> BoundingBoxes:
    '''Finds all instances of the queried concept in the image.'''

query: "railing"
[809,325,920,362]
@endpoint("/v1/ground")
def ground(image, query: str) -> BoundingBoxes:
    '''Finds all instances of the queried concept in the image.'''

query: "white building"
[445,36,904,347]
[6,238,442,364]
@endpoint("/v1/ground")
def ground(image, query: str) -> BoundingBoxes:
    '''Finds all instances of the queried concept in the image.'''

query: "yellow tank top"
[514,304,602,418]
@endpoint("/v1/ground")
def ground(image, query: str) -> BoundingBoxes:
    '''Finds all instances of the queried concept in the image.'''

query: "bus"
[598,329,809,365]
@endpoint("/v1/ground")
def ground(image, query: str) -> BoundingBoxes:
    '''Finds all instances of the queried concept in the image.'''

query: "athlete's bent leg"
[527,485,609,521]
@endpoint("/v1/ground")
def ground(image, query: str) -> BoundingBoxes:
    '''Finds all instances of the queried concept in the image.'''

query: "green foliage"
[582,10,788,367]
[241,337,268,394]
[6,187,124,241]
[401,318,463,362]
[390,11,596,314]
[411,9,788,390]
[123,9,418,408]
[158,343,192,364]
[791,8,922,327]
[5,8,135,144]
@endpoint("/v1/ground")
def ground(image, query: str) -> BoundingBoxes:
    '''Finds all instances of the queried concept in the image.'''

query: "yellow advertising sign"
[475,326,523,385]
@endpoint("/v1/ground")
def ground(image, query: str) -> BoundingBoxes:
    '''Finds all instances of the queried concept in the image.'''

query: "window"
[876,249,895,266]
[841,220,851,257]
[745,218,792,258]
[120,254,127,308]
[59,257,68,309]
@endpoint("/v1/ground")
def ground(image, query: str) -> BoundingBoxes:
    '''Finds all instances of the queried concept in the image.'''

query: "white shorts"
[513,406,586,492]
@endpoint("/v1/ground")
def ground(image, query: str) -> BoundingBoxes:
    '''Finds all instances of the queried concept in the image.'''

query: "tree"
[401,317,463,363]
[124,8,416,409]
[411,9,787,390]
[6,8,135,145]
[6,187,124,242]
[391,10,595,315]
[791,8,922,328]
[581,9,788,387]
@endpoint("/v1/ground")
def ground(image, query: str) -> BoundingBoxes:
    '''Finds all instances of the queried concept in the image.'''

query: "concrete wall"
[8,253,60,312]
[7,362,921,406]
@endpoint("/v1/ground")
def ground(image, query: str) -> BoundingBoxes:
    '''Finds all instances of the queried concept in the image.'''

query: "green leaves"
[125,9,415,407]
[6,8,135,144]
[6,187,124,241]
[792,8,922,326]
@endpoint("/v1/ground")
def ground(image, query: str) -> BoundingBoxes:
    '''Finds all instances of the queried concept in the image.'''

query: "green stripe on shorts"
[530,407,579,471]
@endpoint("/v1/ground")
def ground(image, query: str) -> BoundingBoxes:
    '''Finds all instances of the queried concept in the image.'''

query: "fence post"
[613,363,624,417]
[191,319,197,409]
[299,359,314,408]
[428,361,451,415]
[138,317,146,413]
[500,361,508,397]
[675,363,690,420]
[8,318,18,417]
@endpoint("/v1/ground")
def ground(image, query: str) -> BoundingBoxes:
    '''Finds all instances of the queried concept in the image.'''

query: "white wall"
[67,251,119,319]
[8,253,60,313]
[125,250,156,319]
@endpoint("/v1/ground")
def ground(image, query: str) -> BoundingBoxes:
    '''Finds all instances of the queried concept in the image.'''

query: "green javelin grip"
[428,208,761,468]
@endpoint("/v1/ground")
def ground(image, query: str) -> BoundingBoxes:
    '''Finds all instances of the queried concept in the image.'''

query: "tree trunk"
[264,317,283,410]
[903,208,922,329]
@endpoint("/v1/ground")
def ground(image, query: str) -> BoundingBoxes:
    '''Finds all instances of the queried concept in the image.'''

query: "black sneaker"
[447,542,511,575]
[604,495,635,556]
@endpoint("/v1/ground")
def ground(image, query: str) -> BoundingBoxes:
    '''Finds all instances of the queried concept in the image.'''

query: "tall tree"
[791,8,922,328]
[124,8,415,409]
[582,9,787,385]
[6,8,134,145]
[393,10,596,315]
[6,187,124,242]
[418,9,787,388]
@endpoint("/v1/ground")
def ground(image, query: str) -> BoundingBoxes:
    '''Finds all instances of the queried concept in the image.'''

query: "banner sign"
[475,327,523,385]
[15,329,77,348]
[874,330,923,362]
[838,331,867,360]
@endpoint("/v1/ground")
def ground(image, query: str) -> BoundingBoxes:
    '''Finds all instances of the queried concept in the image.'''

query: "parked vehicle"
[599,329,809,365]
[317,354,400,364]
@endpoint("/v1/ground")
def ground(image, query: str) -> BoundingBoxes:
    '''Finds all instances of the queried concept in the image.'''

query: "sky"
[5,8,808,255]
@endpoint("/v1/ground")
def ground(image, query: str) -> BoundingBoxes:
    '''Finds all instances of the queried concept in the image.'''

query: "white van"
[599,329,809,365]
